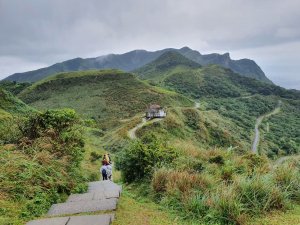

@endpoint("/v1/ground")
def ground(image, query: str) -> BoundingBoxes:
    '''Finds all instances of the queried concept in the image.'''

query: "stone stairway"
[26,180,122,225]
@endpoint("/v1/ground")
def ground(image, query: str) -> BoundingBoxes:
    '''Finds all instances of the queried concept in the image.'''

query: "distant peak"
[223,52,230,58]
[180,46,192,51]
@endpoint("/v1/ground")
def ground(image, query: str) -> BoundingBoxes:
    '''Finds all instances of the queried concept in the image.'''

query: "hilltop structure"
[146,104,166,119]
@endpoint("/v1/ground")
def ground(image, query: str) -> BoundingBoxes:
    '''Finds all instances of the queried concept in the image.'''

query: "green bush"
[0,108,86,223]
[90,151,102,162]
[116,133,178,182]
[20,109,78,139]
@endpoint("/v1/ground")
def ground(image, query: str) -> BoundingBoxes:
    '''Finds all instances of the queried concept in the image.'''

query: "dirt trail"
[251,100,282,154]
[128,118,163,139]
[128,118,147,139]
[128,101,199,140]
[274,154,300,165]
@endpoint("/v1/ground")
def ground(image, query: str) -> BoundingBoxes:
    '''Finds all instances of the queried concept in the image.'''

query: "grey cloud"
[0,0,299,89]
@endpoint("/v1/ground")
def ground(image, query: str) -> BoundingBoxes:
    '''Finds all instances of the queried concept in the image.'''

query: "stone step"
[67,190,119,203]
[47,199,118,216]
[26,214,114,225]
[68,214,113,225]
[88,181,122,193]
[26,217,69,225]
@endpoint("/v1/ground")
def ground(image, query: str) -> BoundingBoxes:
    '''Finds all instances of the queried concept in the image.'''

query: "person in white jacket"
[106,163,113,180]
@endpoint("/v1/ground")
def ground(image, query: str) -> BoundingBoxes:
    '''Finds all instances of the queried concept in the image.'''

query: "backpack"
[101,167,107,176]
[103,154,110,164]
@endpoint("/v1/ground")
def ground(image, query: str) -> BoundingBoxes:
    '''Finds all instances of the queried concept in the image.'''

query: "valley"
[0,50,299,225]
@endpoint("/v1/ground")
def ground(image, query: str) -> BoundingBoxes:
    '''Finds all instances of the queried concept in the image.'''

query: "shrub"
[273,163,300,201]
[116,133,178,182]
[208,186,245,225]
[182,108,200,130]
[0,108,86,222]
[20,109,78,139]
[152,169,214,198]
[90,151,102,162]
[235,175,288,215]
[185,193,210,220]
[152,168,169,194]
[209,155,224,165]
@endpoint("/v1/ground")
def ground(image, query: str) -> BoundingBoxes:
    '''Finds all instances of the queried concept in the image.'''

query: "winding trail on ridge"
[128,101,200,140]
[251,100,282,154]
[128,118,147,139]
[128,118,163,139]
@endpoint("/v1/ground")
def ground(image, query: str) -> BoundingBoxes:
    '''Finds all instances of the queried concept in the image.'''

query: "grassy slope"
[0,81,31,95]
[0,88,33,116]
[18,70,193,130]
[163,65,299,99]
[135,54,300,156]
[133,51,201,83]
[0,108,86,224]
[136,106,249,151]
[3,59,299,224]
[251,205,300,225]
[259,99,300,157]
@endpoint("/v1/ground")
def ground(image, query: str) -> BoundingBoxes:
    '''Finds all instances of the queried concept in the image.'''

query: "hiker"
[103,153,111,164]
[100,160,108,180]
[106,163,113,180]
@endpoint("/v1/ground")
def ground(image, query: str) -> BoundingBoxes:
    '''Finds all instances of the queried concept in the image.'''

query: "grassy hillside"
[133,51,201,82]
[133,53,300,158]
[135,106,248,150]
[0,88,33,115]
[163,65,299,99]
[260,99,300,157]
[0,108,87,224]
[19,69,193,130]
[116,131,300,224]
[0,81,31,95]
[2,55,298,224]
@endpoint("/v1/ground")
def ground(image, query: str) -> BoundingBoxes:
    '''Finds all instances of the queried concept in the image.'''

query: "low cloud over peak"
[0,0,299,89]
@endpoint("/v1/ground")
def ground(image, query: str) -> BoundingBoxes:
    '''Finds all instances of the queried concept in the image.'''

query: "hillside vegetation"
[0,81,31,95]
[0,106,87,224]
[0,88,33,116]
[134,53,300,157]
[116,133,300,224]
[1,51,299,224]
[18,69,193,130]
[133,51,201,82]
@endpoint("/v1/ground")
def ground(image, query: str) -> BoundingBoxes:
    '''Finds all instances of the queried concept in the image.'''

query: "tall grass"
[146,147,300,224]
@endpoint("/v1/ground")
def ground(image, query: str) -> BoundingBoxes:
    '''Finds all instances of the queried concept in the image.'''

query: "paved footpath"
[26,180,122,225]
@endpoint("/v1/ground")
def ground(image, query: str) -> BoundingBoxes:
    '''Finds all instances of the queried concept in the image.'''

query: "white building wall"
[158,109,166,117]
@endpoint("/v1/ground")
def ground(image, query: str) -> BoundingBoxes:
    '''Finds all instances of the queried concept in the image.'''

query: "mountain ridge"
[18,69,193,130]
[3,47,272,83]
[133,51,201,81]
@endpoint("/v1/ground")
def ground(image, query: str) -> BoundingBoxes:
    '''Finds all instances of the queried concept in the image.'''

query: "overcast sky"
[0,0,299,89]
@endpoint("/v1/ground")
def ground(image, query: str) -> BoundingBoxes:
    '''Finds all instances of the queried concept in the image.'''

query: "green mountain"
[3,47,272,84]
[18,69,193,129]
[135,52,298,99]
[2,56,300,224]
[179,47,271,83]
[133,51,201,81]
[133,52,300,156]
